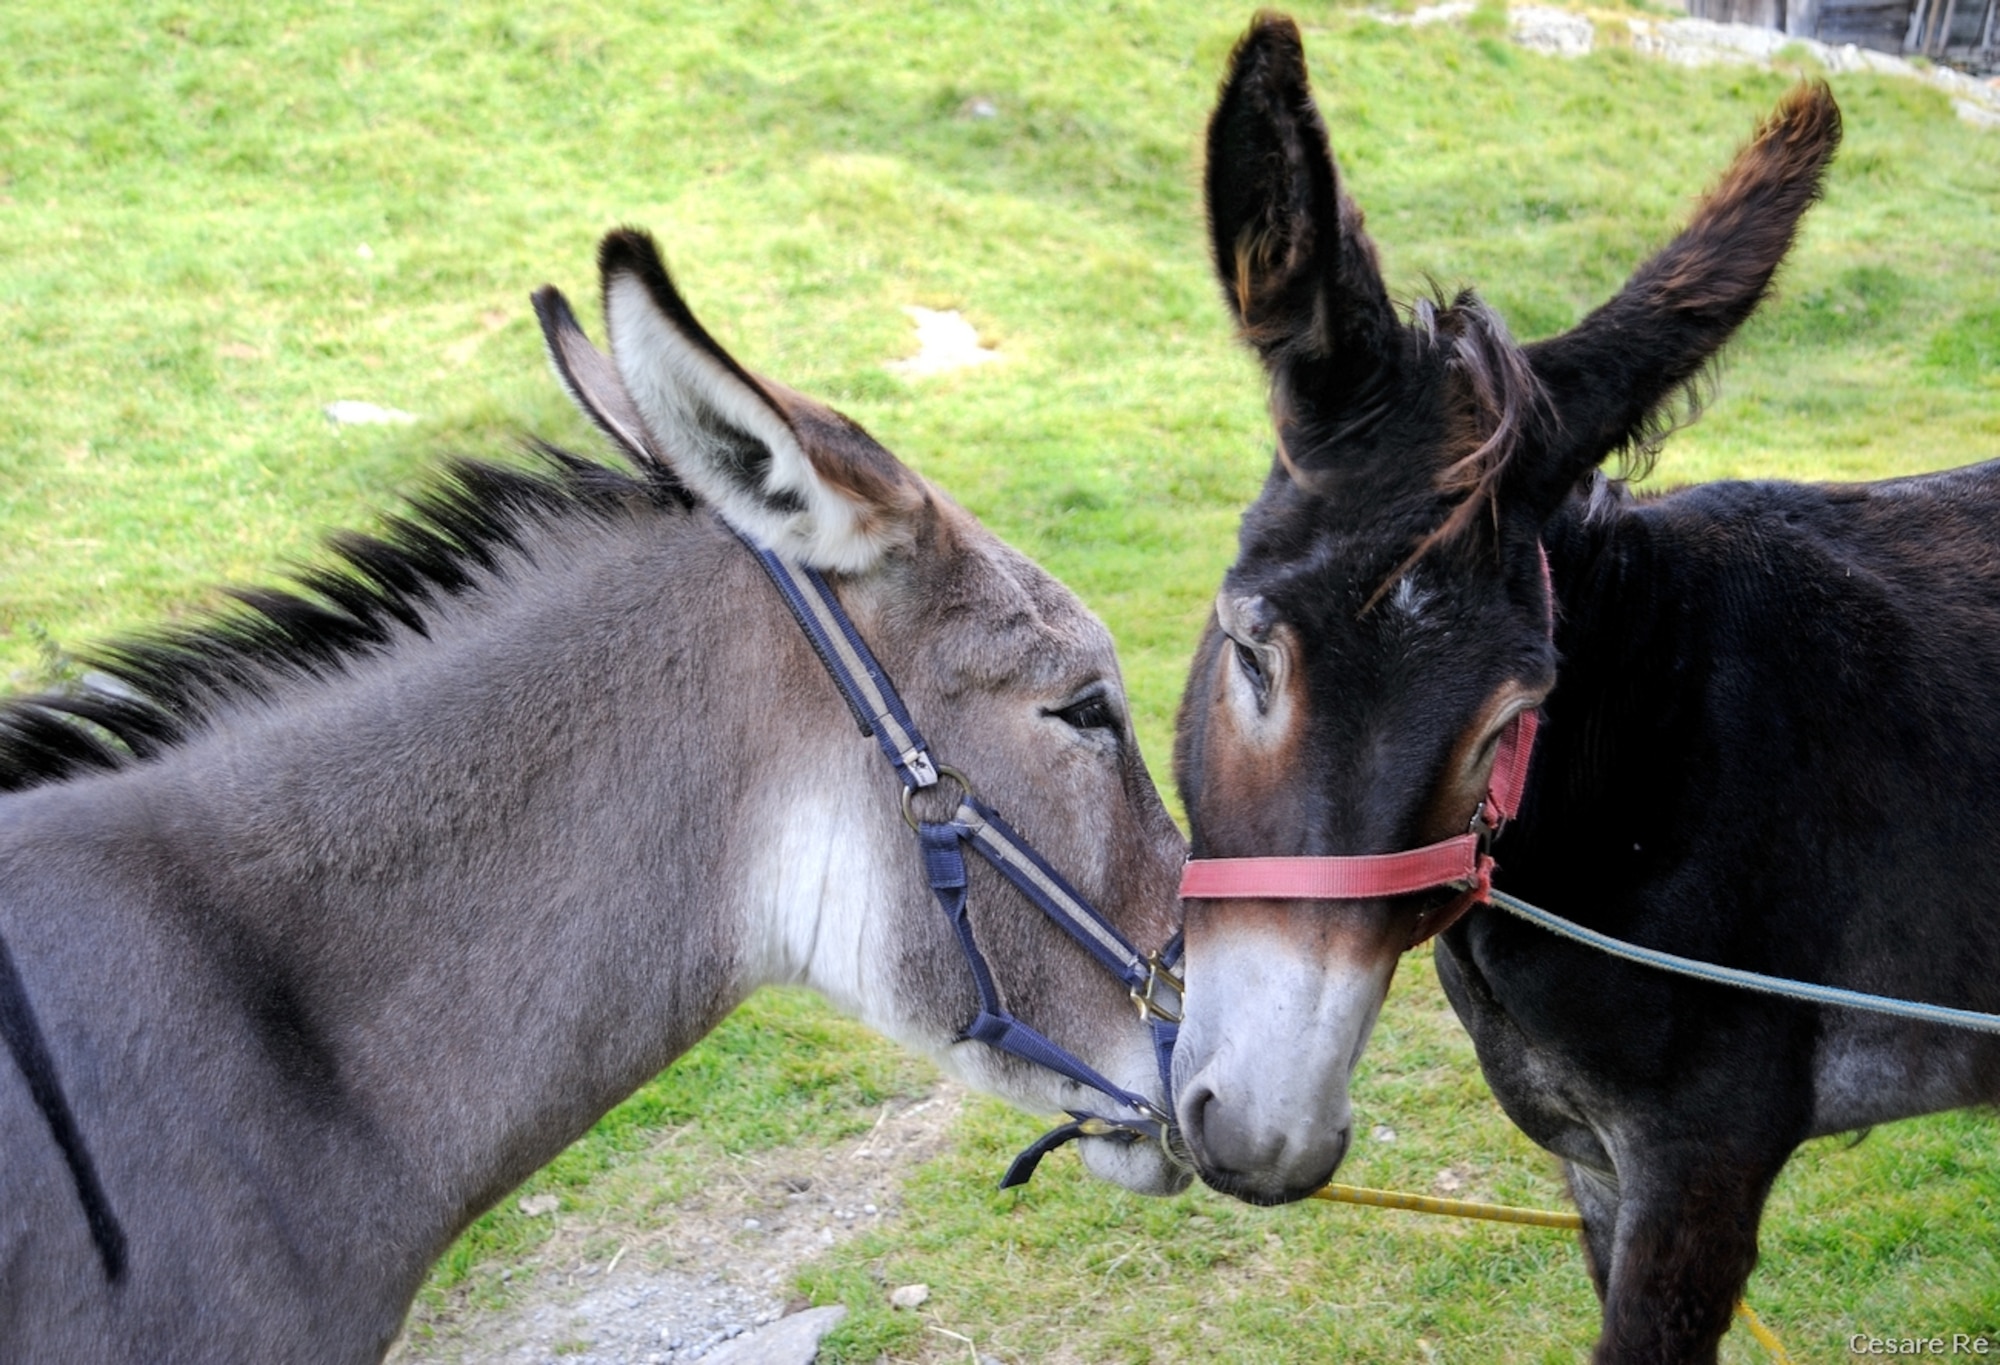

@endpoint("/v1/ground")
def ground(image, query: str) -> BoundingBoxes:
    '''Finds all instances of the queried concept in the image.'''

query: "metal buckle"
[902,765,974,831]
[1469,798,1503,854]
[1129,950,1185,1025]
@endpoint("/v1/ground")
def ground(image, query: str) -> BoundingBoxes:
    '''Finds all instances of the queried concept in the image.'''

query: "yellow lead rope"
[1734,1301,1795,1365]
[1312,1180,1585,1229]
[1309,1181,1792,1361]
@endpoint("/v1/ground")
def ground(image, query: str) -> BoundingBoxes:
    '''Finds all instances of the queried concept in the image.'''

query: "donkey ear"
[1205,13,1396,371]
[1519,83,1842,510]
[595,229,924,572]
[531,284,665,467]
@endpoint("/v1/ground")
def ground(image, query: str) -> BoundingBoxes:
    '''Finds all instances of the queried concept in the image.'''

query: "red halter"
[1178,548,1550,950]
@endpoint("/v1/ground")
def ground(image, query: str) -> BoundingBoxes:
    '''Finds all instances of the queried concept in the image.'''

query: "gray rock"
[699,1307,848,1365]
[1511,5,1594,56]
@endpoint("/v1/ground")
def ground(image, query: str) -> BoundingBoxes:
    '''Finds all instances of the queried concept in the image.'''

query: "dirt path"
[389,1085,967,1365]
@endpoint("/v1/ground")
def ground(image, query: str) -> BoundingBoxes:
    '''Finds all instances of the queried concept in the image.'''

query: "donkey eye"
[1050,691,1118,732]
[1232,639,1269,702]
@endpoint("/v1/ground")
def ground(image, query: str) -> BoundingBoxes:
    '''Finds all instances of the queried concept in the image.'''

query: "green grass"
[4,1,1997,1360]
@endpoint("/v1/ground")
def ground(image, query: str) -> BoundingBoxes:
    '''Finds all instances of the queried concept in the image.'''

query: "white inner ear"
[604,274,877,571]
[1215,593,1296,742]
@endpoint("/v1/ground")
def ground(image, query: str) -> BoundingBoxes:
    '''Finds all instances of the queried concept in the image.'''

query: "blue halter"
[737,527,1182,1186]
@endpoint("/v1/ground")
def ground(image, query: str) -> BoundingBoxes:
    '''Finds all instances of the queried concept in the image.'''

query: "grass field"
[4,1,1997,1360]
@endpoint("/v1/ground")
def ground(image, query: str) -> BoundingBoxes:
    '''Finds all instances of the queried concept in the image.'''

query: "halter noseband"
[1179,706,1538,946]
[738,526,1182,1187]
[1179,546,1551,948]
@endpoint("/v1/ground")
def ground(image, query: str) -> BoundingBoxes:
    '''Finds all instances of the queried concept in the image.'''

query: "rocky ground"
[387,1086,967,1365]
[1389,3,2000,125]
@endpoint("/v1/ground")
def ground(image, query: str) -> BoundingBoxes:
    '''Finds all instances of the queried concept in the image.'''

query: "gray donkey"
[0,229,1188,1363]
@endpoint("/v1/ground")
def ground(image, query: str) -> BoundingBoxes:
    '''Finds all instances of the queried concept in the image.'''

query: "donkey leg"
[1564,1160,1621,1302]
[1589,1141,1785,1365]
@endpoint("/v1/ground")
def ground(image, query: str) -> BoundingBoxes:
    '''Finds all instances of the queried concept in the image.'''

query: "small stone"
[742,1218,761,1231]
[1373,1124,1398,1143]
[517,1193,559,1217]
[889,1283,930,1310]
[862,1203,877,1215]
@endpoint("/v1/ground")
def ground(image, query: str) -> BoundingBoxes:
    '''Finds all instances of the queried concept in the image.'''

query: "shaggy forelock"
[1358,291,1553,613]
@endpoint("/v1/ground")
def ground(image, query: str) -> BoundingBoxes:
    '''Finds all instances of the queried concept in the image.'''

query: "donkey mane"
[1362,279,1701,613]
[1337,289,1557,610]
[0,445,694,794]
[1411,291,1550,527]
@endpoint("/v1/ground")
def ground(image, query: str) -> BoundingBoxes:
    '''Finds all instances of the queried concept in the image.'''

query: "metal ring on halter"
[902,764,975,831]
[1129,951,1185,1025]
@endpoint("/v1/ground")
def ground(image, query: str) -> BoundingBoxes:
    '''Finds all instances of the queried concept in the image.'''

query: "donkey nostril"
[1325,1123,1352,1176]
[1176,1081,1219,1164]
[1174,1075,1352,1200]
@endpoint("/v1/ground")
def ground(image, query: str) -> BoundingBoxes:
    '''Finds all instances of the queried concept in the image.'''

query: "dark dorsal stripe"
[0,932,126,1282]
[0,446,694,794]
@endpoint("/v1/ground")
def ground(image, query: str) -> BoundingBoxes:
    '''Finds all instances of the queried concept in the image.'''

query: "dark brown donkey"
[1169,15,2000,1363]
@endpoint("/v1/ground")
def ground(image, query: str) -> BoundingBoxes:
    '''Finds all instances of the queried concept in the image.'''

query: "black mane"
[0,445,693,794]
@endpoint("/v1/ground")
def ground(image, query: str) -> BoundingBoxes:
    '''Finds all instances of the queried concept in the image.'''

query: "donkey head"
[535,231,1189,1194]
[1170,15,1839,1203]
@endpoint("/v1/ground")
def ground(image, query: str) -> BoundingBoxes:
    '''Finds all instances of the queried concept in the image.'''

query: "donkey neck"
[2,510,914,1322]
[1512,487,1795,927]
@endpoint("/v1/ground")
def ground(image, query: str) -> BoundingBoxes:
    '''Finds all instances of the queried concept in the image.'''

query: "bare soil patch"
[389,1084,966,1365]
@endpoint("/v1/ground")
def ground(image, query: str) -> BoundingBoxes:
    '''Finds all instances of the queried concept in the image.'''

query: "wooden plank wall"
[1685,0,1996,58]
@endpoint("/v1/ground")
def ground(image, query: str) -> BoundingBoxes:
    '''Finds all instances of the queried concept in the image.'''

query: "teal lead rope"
[1487,889,2000,1035]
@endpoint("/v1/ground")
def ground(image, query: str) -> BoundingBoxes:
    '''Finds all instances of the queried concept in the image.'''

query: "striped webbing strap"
[733,527,1180,1181]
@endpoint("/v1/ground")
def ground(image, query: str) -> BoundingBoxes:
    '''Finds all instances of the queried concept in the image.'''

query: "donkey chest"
[1431,930,1622,1171]
[1433,906,1828,1167]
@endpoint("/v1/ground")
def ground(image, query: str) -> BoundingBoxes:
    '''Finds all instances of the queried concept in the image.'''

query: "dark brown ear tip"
[596,227,665,281]
[1248,9,1302,40]
[1775,80,1843,148]
[1230,11,1308,77]
[530,284,575,329]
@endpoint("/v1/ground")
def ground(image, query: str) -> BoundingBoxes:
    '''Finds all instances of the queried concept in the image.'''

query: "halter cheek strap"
[1178,546,1551,950]
[738,527,1182,1186]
